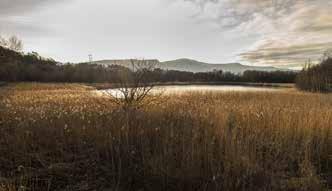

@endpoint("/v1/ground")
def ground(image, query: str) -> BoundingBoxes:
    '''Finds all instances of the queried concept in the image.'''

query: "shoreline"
[93,82,294,90]
[1,81,294,90]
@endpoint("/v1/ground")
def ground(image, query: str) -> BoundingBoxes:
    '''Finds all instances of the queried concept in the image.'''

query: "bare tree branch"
[0,35,23,52]
[103,59,158,110]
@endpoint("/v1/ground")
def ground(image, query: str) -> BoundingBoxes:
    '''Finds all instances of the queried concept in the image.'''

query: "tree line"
[148,69,296,83]
[0,45,126,82]
[0,45,298,84]
[296,57,332,92]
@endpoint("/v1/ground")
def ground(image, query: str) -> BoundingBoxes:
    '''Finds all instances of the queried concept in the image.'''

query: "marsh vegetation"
[0,83,331,191]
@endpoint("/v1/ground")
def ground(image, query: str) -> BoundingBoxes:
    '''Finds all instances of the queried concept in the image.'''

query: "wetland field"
[0,83,331,191]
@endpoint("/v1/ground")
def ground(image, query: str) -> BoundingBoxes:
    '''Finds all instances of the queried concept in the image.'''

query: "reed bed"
[0,83,331,191]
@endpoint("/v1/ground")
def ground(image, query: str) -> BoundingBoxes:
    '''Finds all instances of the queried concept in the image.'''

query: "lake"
[98,85,285,98]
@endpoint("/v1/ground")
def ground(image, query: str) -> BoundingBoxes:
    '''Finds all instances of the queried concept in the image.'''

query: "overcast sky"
[1,0,331,68]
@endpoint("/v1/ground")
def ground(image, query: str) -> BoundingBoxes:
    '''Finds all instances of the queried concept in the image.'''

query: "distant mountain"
[93,58,285,74]
[92,59,159,69]
[159,58,283,73]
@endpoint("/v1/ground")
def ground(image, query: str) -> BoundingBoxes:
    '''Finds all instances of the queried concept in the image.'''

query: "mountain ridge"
[93,58,287,74]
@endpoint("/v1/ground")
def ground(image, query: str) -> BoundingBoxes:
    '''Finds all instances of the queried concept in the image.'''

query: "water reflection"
[98,85,281,98]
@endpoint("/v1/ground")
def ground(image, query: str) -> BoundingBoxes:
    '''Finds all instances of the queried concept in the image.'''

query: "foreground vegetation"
[0,83,331,190]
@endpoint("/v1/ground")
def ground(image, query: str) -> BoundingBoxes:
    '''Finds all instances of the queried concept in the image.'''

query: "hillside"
[159,58,282,73]
[0,45,22,62]
[94,58,283,73]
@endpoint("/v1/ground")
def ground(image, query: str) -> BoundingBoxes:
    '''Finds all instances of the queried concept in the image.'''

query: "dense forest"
[296,57,332,92]
[0,46,297,84]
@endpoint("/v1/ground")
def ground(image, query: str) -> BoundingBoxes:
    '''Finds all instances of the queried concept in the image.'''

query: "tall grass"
[0,83,331,191]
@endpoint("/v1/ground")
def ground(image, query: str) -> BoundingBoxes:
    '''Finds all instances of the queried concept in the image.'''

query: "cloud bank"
[183,0,332,67]
[0,0,69,37]
[2,0,331,67]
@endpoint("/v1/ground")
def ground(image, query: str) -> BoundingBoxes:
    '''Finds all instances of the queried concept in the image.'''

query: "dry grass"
[0,83,331,191]
[11,82,94,91]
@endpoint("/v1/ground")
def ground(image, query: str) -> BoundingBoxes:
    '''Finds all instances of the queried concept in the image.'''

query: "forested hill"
[0,46,127,82]
[0,45,22,62]
[0,46,58,81]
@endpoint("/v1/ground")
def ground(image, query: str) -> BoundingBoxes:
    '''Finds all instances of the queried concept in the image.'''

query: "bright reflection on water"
[98,85,281,98]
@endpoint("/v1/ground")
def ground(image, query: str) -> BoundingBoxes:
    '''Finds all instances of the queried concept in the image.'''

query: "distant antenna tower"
[88,54,93,63]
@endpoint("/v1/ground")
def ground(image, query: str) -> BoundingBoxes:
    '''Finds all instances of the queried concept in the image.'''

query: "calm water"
[98,85,282,97]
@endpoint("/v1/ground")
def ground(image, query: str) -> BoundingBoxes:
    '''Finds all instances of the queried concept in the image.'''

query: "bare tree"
[8,36,23,52]
[0,36,8,48]
[0,35,23,52]
[322,50,332,62]
[104,59,159,110]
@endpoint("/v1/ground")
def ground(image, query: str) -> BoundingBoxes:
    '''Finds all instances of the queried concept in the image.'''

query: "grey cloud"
[0,17,52,37]
[184,0,218,8]
[240,42,332,66]
[0,0,68,16]
[185,0,311,28]
[0,0,69,38]
[184,0,332,67]
[237,0,332,66]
